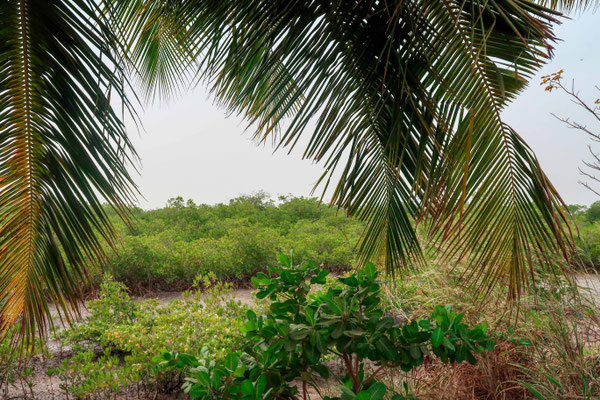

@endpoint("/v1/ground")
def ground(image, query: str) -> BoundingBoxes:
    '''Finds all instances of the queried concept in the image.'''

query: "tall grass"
[380,260,600,399]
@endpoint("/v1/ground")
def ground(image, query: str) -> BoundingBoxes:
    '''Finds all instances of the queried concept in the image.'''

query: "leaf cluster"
[54,274,248,398]
[156,254,495,400]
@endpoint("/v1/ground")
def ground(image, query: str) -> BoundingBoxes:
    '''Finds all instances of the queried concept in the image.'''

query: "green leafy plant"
[156,254,495,399]
[0,325,47,397]
[54,273,249,398]
[103,195,362,290]
[378,256,600,399]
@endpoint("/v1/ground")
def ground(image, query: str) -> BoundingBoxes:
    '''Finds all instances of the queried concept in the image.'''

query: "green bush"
[575,220,600,268]
[587,202,600,223]
[565,206,600,269]
[549,204,600,269]
[283,218,362,268]
[55,274,249,398]
[102,194,364,288]
[379,256,600,399]
[155,254,495,400]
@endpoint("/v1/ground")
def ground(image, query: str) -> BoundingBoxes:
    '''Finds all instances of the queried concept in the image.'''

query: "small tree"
[587,202,600,223]
[155,255,495,400]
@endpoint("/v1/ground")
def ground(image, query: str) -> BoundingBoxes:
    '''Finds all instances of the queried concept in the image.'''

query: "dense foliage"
[50,274,249,399]
[568,202,600,269]
[98,197,600,292]
[101,193,363,289]
[0,0,584,342]
[156,255,495,400]
[381,260,600,400]
[2,248,598,399]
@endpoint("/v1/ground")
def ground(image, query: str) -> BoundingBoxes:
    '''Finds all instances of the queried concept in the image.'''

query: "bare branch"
[546,72,600,196]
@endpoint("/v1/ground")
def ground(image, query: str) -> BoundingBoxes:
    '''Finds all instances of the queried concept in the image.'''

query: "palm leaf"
[115,0,579,298]
[107,0,196,103]
[0,0,137,345]
[536,0,598,12]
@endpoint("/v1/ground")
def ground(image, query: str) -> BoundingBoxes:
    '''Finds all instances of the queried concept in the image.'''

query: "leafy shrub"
[379,258,600,399]
[563,207,600,269]
[156,254,495,400]
[55,274,249,398]
[283,219,362,268]
[103,195,364,289]
[0,326,45,398]
[48,350,125,399]
[560,203,600,269]
[587,201,600,223]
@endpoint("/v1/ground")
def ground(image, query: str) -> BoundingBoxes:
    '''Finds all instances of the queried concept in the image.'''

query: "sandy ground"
[576,273,600,299]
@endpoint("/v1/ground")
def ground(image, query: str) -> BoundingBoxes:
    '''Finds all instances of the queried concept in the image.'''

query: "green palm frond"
[0,0,137,344]
[107,0,196,102]
[535,0,598,12]
[2,0,597,347]
[115,0,578,297]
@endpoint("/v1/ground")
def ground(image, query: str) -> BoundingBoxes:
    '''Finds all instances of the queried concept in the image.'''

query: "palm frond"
[534,0,599,12]
[129,0,571,295]
[107,0,196,103]
[115,0,577,296]
[0,0,137,344]
[98,0,586,297]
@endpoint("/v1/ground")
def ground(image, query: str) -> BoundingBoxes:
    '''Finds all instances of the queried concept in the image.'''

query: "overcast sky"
[125,10,600,210]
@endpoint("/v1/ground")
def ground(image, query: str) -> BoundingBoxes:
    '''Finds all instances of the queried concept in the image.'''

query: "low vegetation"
[2,196,600,399]
[569,203,600,270]
[156,255,495,400]
[49,274,248,399]
[2,251,599,399]
[381,260,600,399]
[101,193,363,291]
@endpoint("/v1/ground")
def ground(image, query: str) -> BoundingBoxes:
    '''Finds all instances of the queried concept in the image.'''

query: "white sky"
[125,11,600,209]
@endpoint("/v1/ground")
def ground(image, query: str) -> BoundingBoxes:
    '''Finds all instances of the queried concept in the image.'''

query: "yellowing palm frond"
[0,0,138,345]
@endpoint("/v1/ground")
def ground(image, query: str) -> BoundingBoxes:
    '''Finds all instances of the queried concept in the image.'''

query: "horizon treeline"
[100,192,364,290]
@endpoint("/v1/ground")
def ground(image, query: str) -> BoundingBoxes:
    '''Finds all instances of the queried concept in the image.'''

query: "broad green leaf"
[304,306,316,326]
[289,324,310,341]
[367,382,387,400]
[224,353,239,371]
[340,385,357,400]
[197,371,211,387]
[241,380,254,397]
[189,385,208,399]
[431,328,444,348]
[256,374,267,397]
[443,337,456,352]
[278,254,291,268]
[177,354,198,367]
[376,337,398,360]
[363,263,377,279]
[304,343,321,364]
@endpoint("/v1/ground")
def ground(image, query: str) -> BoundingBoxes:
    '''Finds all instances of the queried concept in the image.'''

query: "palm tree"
[0,0,594,344]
